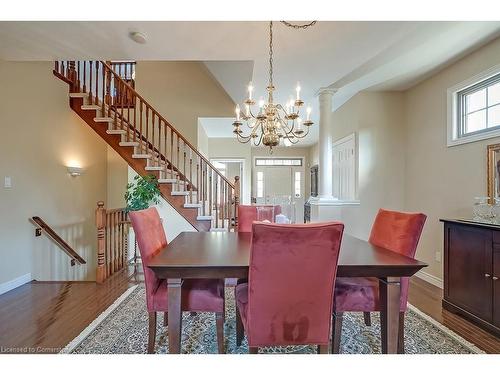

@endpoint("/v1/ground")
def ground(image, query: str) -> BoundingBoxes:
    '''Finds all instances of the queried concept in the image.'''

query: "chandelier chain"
[280,21,317,29]
[269,21,273,87]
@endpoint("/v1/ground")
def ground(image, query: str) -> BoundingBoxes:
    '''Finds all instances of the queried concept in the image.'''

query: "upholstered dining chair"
[237,204,281,232]
[129,207,226,354]
[235,221,345,353]
[332,208,426,354]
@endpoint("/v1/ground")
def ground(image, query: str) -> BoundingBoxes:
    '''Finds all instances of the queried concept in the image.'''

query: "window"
[458,75,500,136]
[448,67,500,146]
[294,171,301,198]
[332,133,357,201]
[256,171,264,198]
[255,158,302,166]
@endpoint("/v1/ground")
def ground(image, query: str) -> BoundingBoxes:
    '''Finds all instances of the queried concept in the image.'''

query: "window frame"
[447,64,500,147]
[255,158,303,167]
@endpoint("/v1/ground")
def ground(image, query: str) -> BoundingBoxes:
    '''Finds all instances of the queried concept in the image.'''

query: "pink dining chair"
[332,208,426,354]
[235,221,345,353]
[129,207,226,354]
[237,204,281,232]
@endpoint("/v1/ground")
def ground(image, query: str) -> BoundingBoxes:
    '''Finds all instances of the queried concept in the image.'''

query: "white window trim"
[447,63,500,147]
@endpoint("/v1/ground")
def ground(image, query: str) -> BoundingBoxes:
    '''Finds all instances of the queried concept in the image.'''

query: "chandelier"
[232,21,316,152]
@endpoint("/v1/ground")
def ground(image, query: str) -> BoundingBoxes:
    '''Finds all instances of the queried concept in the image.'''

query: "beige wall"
[135,62,235,147]
[404,37,500,280]
[317,92,406,240]
[197,122,210,158]
[0,61,108,285]
[106,146,128,209]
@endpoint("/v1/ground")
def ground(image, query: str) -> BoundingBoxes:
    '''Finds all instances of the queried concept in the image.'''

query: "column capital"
[315,87,338,97]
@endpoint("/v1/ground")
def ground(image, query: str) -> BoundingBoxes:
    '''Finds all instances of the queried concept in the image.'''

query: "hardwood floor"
[0,268,498,353]
[407,277,500,353]
[0,264,142,353]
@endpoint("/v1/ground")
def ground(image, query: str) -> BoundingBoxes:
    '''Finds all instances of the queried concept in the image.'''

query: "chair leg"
[249,346,258,354]
[397,311,405,354]
[317,344,329,354]
[235,303,244,347]
[331,312,343,354]
[215,312,225,354]
[363,312,372,326]
[163,312,168,327]
[147,312,157,354]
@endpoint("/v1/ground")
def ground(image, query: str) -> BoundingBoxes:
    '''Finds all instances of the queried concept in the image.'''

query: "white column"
[317,88,337,200]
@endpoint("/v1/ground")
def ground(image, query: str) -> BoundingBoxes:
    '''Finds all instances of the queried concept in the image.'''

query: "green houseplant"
[125,174,161,212]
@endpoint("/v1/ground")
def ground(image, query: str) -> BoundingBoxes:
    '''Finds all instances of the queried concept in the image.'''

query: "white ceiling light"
[129,31,147,44]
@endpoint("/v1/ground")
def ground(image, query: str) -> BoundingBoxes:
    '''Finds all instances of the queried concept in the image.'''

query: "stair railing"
[31,216,86,266]
[95,201,130,283]
[54,60,238,230]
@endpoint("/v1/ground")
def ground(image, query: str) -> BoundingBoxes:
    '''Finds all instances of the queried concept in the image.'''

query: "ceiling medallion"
[232,21,316,152]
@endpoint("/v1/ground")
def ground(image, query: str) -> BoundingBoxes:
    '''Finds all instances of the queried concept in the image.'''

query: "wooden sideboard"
[441,219,500,336]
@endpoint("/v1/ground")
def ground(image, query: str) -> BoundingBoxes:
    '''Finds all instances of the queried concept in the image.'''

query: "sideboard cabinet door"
[494,248,500,327]
[446,224,493,322]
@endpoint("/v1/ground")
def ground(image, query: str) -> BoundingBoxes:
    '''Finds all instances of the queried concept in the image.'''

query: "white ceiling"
[1,21,499,146]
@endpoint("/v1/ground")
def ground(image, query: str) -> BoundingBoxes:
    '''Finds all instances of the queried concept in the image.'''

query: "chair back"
[129,207,167,311]
[369,208,426,310]
[237,205,281,232]
[246,222,344,347]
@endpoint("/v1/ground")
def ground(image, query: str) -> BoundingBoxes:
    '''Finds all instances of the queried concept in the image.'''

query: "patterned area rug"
[61,285,483,354]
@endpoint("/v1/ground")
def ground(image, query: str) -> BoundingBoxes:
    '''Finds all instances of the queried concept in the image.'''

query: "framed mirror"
[487,143,500,202]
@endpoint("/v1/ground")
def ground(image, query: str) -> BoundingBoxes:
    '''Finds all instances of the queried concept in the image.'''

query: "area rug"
[61,285,483,354]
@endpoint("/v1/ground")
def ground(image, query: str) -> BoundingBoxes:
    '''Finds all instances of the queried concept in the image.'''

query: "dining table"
[148,231,427,354]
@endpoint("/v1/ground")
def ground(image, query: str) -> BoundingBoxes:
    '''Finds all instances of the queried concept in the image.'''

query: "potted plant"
[125,174,161,212]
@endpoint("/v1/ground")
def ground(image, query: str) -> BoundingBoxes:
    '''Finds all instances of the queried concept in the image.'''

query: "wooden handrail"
[31,216,86,265]
[99,61,235,188]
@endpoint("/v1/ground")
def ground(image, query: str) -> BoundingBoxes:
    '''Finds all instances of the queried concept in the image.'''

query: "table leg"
[167,278,183,354]
[378,277,401,354]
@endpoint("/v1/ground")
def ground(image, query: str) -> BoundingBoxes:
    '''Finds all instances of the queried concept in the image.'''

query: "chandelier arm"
[293,127,310,139]
[236,130,252,142]
[282,131,300,145]
[248,106,259,120]
[253,130,263,146]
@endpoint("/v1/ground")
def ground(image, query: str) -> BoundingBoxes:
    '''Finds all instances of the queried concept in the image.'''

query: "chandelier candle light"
[232,21,316,152]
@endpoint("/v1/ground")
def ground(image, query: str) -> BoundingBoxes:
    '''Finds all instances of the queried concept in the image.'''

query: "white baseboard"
[0,273,32,296]
[415,270,443,289]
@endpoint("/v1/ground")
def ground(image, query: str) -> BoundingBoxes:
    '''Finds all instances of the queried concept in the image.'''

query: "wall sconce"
[67,166,84,177]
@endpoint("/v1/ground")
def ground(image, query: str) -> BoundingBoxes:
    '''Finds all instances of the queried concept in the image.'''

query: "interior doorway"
[253,157,305,223]
[210,159,245,203]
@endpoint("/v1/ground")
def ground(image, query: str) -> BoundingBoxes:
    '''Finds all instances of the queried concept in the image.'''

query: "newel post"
[233,176,240,229]
[95,201,106,283]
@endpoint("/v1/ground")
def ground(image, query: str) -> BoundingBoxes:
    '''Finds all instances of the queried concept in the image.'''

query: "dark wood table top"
[148,232,427,279]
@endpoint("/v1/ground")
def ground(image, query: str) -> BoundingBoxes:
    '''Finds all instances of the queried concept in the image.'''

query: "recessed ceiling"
[1,21,499,146]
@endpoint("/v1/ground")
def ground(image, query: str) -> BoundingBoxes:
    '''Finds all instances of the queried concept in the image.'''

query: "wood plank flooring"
[0,267,498,353]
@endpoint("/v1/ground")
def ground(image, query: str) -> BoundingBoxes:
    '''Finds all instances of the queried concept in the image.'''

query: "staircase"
[54,60,239,232]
